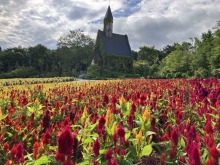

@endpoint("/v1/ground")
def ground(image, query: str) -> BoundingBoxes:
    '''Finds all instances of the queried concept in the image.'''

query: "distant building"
[94,6,133,71]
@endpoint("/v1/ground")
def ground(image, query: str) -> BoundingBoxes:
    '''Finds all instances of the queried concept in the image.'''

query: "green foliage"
[137,46,161,65]
[86,64,102,78]
[57,29,94,48]
[159,42,192,78]
[0,67,37,79]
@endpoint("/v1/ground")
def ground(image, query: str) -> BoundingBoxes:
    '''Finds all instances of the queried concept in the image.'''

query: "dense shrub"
[0,67,37,78]
[86,64,102,78]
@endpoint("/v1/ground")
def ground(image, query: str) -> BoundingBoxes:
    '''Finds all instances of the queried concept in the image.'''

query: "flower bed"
[0,78,219,164]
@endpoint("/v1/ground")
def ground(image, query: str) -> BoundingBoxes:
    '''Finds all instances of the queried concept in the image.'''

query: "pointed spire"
[105,6,113,21]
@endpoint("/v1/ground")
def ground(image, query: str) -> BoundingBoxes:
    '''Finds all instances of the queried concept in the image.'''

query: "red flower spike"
[57,126,74,156]
[105,148,113,160]
[160,153,166,165]
[3,142,9,154]
[171,127,178,146]
[43,129,51,145]
[117,125,125,139]
[111,157,118,165]
[209,145,220,159]
[16,142,25,163]
[11,145,18,164]
[189,143,201,165]
[55,151,65,162]
[93,138,100,157]
[98,115,106,128]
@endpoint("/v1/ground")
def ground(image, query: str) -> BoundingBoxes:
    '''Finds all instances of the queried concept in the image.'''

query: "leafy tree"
[210,21,220,77]
[191,31,214,77]
[131,50,138,61]
[159,42,192,78]
[57,29,94,48]
[162,43,178,60]
[57,29,95,75]
[137,46,161,65]
[28,44,49,77]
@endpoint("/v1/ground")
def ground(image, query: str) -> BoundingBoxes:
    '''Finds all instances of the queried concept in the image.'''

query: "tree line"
[0,22,220,79]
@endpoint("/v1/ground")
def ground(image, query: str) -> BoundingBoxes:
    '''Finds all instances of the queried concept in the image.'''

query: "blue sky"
[0,0,220,50]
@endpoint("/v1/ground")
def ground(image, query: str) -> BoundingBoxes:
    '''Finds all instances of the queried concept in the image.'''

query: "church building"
[94,6,133,71]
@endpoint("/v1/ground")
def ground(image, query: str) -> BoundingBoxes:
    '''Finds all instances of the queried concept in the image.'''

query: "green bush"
[0,67,38,79]
[86,64,102,79]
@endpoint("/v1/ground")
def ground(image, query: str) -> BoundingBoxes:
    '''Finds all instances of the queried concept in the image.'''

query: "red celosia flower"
[188,124,196,140]
[121,149,126,159]
[160,153,166,165]
[205,115,213,134]
[113,131,118,145]
[98,115,106,128]
[11,145,18,164]
[189,143,201,165]
[42,110,50,131]
[16,142,24,163]
[57,126,74,156]
[111,157,118,165]
[3,142,9,154]
[214,115,220,131]
[130,102,136,113]
[93,138,100,157]
[11,142,25,164]
[105,148,113,160]
[179,156,186,164]
[43,129,51,144]
[209,145,220,159]
[169,145,177,159]
[204,134,215,149]
[117,124,125,139]
[111,95,117,104]
[63,159,74,165]
[55,151,65,162]
[171,127,178,146]
[33,142,39,159]
[5,160,11,165]
[103,93,109,106]
[114,146,120,155]
[62,117,70,127]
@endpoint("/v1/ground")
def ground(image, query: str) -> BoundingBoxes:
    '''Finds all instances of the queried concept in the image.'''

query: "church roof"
[104,6,113,20]
[97,30,132,57]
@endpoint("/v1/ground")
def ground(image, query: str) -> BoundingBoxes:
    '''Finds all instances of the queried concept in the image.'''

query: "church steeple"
[104,6,113,37]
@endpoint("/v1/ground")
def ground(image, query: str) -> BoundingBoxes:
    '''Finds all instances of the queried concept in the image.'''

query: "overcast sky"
[0,0,220,51]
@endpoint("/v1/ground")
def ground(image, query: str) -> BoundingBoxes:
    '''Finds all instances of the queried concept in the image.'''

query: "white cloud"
[0,0,219,50]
